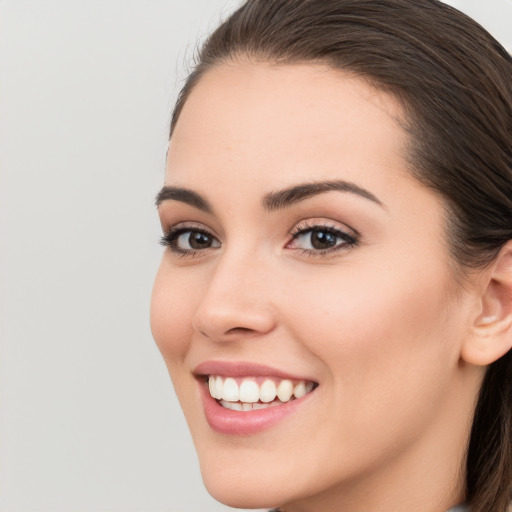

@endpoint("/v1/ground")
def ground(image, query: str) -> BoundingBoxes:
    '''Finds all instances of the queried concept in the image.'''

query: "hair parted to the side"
[169,1,512,510]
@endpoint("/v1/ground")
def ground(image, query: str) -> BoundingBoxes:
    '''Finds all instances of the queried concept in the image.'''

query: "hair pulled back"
[170,2,512,510]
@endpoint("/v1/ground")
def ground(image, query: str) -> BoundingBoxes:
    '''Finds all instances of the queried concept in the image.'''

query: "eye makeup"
[159,218,359,259]
[287,220,359,257]
[160,222,221,256]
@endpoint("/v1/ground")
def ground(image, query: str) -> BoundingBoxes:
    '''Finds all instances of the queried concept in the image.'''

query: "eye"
[288,223,358,255]
[160,225,221,255]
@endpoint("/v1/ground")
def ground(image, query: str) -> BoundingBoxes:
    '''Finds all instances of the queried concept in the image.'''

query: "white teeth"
[260,379,277,403]
[208,375,316,408]
[239,379,260,403]
[277,379,294,402]
[222,377,239,402]
[220,400,242,411]
[209,376,223,399]
[208,376,216,398]
[214,376,223,399]
[220,400,282,411]
[293,381,307,399]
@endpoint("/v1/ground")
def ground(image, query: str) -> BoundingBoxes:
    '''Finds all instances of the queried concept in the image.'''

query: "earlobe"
[461,241,512,366]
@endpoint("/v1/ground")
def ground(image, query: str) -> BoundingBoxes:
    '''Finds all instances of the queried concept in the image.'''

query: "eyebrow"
[155,179,384,213]
[155,186,213,213]
[263,180,384,210]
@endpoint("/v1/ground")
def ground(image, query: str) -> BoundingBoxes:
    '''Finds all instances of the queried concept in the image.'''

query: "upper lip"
[193,360,318,383]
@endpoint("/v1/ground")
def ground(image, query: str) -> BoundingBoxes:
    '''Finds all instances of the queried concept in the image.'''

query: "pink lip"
[194,361,317,436]
[194,360,315,381]
[199,383,314,435]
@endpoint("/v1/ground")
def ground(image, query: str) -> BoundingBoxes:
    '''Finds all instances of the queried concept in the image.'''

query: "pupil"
[311,231,336,249]
[189,232,211,249]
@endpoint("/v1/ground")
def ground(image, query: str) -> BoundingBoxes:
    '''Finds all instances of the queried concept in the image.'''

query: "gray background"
[0,1,510,511]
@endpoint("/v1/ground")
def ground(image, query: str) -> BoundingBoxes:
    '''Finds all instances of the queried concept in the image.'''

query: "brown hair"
[169,1,512,510]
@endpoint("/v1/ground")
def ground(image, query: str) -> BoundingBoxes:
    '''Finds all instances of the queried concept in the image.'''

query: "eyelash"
[160,222,359,258]
[160,223,219,257]
[288,221,358,256]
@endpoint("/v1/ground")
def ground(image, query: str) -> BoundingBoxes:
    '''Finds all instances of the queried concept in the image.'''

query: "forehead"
[163,61,454,283]
[166,62,411,200]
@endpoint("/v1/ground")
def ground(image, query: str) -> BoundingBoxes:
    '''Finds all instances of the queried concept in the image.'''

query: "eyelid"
[286,219,359,256]
[289,218,359,239]
[160,222,221,256]
[159,218,359,259]
[162,221,215,234]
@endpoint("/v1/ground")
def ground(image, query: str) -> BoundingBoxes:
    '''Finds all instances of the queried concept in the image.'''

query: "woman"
[151,1,512,511]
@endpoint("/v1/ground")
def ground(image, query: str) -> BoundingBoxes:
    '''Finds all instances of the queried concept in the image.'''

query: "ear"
[461,241,512,366]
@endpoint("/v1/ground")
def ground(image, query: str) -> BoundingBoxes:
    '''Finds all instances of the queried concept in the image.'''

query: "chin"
[201,466,282,509]
[206,485,279,510]
[196,440,333,511]
[197,444,305,510]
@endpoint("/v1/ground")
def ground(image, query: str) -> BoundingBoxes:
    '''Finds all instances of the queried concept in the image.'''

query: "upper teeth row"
[208,375,314,403]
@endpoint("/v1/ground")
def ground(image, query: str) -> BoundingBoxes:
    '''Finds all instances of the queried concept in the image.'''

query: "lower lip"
[199,381,315,435]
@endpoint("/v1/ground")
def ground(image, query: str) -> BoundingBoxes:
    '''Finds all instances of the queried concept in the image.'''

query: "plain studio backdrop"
[0,1,510,511]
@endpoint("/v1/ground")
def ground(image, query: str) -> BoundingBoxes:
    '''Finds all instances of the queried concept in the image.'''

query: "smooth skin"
[151,62,512,512]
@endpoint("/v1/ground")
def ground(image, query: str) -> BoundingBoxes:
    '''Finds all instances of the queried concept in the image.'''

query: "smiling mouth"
[207,375,317,411]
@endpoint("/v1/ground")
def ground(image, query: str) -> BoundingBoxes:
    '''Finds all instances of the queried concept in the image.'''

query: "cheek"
[150,261,197,364]
[150,261,205,427]
[286,257,459,415]
[271,259,463,481]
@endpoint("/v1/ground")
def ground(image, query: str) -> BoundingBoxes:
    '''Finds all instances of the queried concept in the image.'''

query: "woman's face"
[151,63,476,510]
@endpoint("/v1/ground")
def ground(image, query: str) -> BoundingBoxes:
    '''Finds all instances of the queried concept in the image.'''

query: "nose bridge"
[192,245,276,340]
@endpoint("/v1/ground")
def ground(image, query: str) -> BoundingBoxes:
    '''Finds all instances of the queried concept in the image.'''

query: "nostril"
[192,295,277,341]
[196,327,253,338]
[226,327,254,335]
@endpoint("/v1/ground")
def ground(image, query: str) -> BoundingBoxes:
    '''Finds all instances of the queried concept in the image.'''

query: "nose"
[192,251,277,342]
